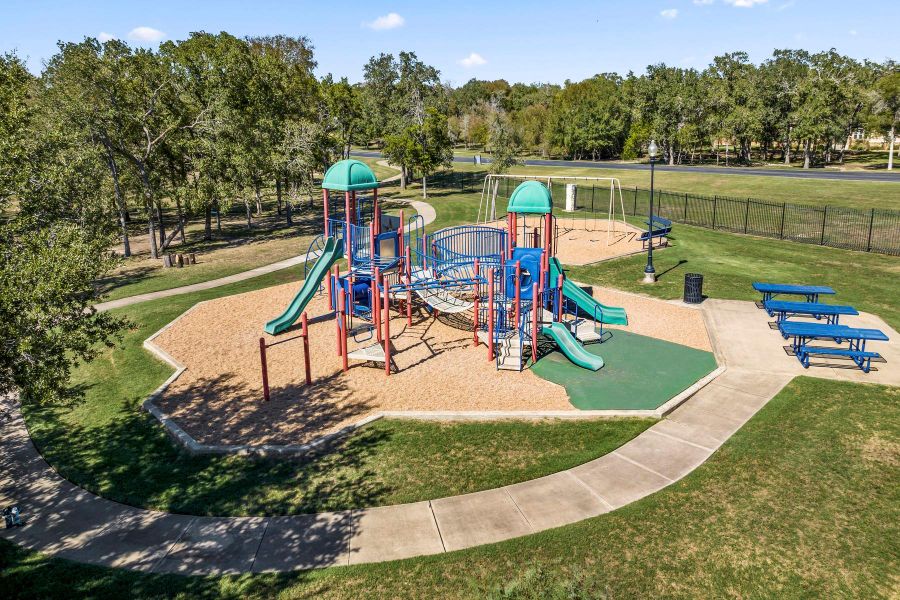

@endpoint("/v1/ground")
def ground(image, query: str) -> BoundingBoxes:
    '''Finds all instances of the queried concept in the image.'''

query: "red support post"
[339,291,348,372]
[556,273,564,322]
[398,209,405,263]
[323,189,330,237]
[259,337,270,401]
[383,275,391,376]
[473,258,480,346]
[514,261,521,330]
[344,191,352,260]
[531,283,539,364]
[373,266,382,343]
[334,267,342,356]
[405,246,412,326]
[370,224,376,266]
[301,312,311,385]
[373,187,380,235]
[487,268,495,361]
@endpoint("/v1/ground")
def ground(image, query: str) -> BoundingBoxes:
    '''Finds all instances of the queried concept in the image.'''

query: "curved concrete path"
[95,195,436,313]
[0,298,815,575]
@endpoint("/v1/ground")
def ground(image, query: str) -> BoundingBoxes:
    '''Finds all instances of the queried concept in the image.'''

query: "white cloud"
[724,0,768,6]
[364,12,405,30]
[459,52,487,68]
[660,8,679,19]
[128,26,166,42]
[98,32,116,42]
[693,0,715,4]
[849,29,858,36]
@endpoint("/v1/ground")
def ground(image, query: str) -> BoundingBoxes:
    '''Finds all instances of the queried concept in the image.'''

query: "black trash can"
[683,273,704,304]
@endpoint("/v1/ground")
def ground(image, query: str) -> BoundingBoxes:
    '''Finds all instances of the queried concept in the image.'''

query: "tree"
[869,69,900,170]
[548,75,628,160]
[486,100,521,174]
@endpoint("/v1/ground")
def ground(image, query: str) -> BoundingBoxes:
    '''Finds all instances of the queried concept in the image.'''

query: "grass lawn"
[532,330,717,410]
[564,218,900,331]
[3,377,897,598]
[447,162,900,210]
[29,263,652,517]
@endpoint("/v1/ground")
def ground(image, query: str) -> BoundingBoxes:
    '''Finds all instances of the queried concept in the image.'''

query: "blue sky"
[1,0,896,83]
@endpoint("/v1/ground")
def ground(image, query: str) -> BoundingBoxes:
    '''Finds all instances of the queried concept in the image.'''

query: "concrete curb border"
[140,301,724,458]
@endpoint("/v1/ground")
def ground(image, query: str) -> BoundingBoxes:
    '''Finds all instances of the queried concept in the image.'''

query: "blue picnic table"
[763,300,859,324]
[778,321,888,373]
[753,282,836,304]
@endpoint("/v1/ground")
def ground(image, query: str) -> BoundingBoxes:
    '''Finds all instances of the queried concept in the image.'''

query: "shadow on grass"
[24,373,395,517]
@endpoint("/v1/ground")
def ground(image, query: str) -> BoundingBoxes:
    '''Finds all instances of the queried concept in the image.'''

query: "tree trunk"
[254,183,263,215]
[803,139,811,169]
[784,131,791,165]
[286,201,293,226]
[888,124,895,171]
[215,199,221,231]
[204,205,212,241]
[400,165,407,190]
[176,197,186,244]
[103,145,130,257]
[245,200,252,229]
[134,162,159,259]
[155,201,165,248]
[276,178,282,216]
[422,176,427,198]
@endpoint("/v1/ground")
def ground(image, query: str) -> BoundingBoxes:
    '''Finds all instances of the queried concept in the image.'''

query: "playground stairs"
[497,332,524,372]
[347,342,386,363]
[476,331,524,371]
[540,308,602,343]
[572,319,603,343]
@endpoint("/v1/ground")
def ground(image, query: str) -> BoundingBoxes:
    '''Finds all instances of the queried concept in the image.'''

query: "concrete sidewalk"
[4,298,893,574]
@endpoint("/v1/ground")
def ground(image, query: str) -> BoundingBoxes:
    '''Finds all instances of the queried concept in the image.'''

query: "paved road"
[352,150,900,183]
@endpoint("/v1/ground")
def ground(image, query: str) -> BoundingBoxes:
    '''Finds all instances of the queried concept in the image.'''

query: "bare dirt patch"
[485,216,649,266]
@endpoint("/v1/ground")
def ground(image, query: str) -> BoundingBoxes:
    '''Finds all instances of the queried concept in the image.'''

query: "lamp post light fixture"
[643,139,658,283]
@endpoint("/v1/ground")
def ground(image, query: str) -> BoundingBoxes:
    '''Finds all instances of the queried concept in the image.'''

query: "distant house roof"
[322,159,379,191]
[507,180,552,215]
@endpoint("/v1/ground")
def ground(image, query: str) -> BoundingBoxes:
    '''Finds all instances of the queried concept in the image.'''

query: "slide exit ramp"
[264,236,344,335]
[541,322,604,371]
[549,257,627,326]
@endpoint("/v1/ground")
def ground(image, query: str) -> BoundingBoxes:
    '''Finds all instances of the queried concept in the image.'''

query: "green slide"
[264,236,343,335]
[549,257,628,325]
[541,322,604,371]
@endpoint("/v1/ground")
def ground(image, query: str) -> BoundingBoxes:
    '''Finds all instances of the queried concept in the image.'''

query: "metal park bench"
[778,321,888,373]
[763,300,859,325]
[752,282,836,306]
[638,216,672,249]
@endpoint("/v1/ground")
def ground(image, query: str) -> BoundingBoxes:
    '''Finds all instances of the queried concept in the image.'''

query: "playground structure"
[263,160,629,381]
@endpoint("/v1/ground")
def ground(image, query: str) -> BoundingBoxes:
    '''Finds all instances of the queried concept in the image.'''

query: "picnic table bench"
[638,216,672,249]
[778,321,888,373]
[753,282,836,304]
[763,300,859,324]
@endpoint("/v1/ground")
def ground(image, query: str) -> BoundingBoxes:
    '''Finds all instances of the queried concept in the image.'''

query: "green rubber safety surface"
[531,329,717,410]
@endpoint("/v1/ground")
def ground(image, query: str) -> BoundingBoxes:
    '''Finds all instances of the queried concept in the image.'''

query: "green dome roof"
[321,159,379,191]
[507,180,552,215]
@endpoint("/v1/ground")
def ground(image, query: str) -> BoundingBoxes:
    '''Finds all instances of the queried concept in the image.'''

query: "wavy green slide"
[549,257,627,325]
[541,322,604,371]
[264,236,343,335]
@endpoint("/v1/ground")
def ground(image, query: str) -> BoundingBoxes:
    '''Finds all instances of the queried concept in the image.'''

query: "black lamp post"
[643,140,658,283]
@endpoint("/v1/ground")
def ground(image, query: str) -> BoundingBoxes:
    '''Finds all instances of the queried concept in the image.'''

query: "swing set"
[476,174,630,245]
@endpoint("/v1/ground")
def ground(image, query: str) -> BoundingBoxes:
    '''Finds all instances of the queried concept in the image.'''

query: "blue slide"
[264,237,343,335]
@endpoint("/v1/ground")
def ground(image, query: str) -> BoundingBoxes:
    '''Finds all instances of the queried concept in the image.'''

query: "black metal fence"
[428,171,900,256]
